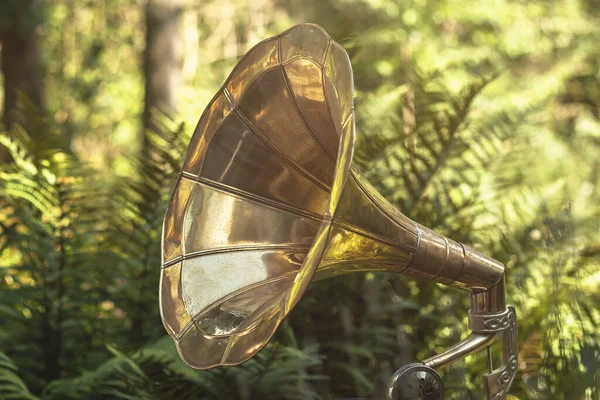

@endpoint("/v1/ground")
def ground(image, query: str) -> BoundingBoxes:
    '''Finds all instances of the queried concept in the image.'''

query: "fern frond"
[0,353,38,400]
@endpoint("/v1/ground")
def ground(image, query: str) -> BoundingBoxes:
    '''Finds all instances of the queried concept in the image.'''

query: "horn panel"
[237,66,336,188]
[181,179,320,254]
[183,91,233,175]
[159,262,190,337]
[163,176,195,263]
[225,40,279,105]
[280,24,329,64]
[195,274,296,337]
[177,324,229,367]
[180,250,302,323]
[200,112,330,217]
[283,58,340,158]
[222,299,285,364]
[324,41,353,122]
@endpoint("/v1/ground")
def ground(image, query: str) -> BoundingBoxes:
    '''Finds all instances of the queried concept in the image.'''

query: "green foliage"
[0,104,119,390]
[109,113,188,348]
[1,0,599,399]
[43,344,208,400]
[0,353,37,400]
[43,333,325,400]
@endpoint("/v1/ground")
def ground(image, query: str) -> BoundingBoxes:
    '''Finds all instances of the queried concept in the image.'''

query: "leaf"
[0,353,38,400]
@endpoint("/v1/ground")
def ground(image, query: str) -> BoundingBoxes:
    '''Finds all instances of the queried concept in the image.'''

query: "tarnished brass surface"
[160,24,515,399]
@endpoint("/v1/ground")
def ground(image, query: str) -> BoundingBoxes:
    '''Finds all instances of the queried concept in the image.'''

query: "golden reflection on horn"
[160,23,518,400]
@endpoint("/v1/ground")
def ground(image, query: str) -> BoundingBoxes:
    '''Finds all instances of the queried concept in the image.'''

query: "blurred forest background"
[0,0,599,399]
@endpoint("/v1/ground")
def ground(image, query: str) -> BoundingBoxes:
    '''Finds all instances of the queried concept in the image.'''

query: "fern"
[0,106,117,389]
[44,333,326,400]
[109,111,188,348]
[0,352,38,400]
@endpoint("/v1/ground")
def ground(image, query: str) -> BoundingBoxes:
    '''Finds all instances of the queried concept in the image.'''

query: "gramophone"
[160,23,518,399]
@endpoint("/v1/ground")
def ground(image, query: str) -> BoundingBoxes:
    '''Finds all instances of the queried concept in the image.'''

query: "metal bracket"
[477,306,518,400]
[387,277,517,400]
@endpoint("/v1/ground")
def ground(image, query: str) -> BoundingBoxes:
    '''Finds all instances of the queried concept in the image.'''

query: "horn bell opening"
[160,23,356,369]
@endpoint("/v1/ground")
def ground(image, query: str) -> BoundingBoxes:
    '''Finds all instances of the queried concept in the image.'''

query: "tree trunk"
[136,0,183,344]
[0,0,44,161]
[142,0,183,147]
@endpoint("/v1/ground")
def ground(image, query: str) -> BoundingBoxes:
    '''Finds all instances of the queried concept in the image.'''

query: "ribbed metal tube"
[405,225,505,291]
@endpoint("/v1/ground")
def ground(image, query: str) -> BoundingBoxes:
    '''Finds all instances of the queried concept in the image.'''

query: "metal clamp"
[479,306,518,400]
[469,308,512,332]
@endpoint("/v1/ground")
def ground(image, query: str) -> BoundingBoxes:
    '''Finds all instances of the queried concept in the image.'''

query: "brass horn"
[160,23,518,400]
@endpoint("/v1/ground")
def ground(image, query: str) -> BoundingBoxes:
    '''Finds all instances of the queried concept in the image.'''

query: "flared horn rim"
[160,22,356,369]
